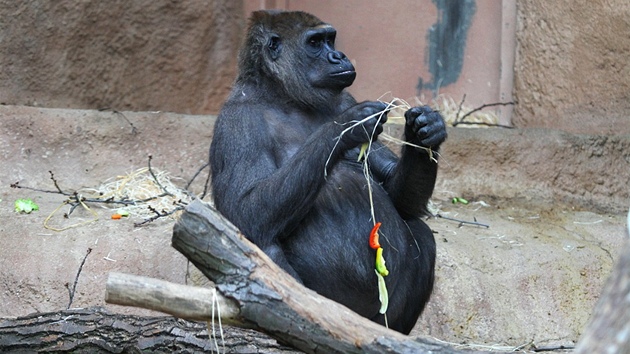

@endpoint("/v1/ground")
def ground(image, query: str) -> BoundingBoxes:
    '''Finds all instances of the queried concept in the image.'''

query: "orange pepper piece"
[369,222,382,249]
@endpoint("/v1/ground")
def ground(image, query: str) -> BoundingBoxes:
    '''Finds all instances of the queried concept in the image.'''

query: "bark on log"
[0,307,299,353]
[171,199,473,354]
[575,240,630,353]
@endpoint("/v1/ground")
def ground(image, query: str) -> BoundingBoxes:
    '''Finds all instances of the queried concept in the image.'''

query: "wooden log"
[105,272,240,324]
[0,307,299,353]
[104,199,629,353]
[171,199,472,354]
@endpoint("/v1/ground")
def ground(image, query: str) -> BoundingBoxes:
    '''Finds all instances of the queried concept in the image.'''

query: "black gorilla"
[210,10,447,334]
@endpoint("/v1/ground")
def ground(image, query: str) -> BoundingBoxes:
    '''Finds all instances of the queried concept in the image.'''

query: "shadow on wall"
[417,0,477,96]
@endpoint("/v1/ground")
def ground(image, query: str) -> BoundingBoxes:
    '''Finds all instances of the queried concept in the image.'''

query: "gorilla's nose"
[327,50,346,64]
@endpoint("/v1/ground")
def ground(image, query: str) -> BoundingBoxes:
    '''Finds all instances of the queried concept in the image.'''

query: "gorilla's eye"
[307,35,323,48]
[268,35,281,51]
[267,35,282,60]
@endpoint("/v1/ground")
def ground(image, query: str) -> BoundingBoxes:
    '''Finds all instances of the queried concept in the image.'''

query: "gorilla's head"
[238,11,356,109]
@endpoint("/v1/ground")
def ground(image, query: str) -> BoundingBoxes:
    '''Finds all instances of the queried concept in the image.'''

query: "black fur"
[210,10,447,334]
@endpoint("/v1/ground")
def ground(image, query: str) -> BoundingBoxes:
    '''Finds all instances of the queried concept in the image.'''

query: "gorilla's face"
[300,25,356,89]
[264,22,356,93]
[238,11,358,109]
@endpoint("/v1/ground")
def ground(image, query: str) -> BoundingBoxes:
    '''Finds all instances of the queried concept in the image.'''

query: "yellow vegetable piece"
[375,247,389,276]
[357,142,368,162]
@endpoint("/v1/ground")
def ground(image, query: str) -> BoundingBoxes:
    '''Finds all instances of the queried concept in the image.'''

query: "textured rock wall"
[1,1,627,133]
[0,1,243,114]
[436,127,630,214]
[513,0,630,134]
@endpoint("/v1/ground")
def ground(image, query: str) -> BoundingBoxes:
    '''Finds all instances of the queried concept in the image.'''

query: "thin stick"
[10,182,71,196]
[98,107,138,135]
[134,205,184,227]
[436,214,490,228]
[455,94,466,123]
[184,162,212,200]
[200,167,212,200]
[533,344,575,352]
[453,101,515,127]
[49,171,64,193]
[450,121,514,129]
[147,155,174,196]
[185,162,209,190]
[67,248,92,309]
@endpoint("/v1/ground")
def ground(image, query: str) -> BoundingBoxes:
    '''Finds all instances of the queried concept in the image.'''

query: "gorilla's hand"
[338,101,389,148]
[404,106,447,148]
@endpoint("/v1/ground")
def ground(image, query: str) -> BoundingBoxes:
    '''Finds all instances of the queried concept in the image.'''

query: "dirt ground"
[1,105,628,350]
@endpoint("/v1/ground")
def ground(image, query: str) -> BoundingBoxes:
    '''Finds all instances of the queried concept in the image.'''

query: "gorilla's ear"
[267,34,282,61]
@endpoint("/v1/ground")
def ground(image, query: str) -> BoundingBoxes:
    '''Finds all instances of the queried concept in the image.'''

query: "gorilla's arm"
[212,107,338,279]
[385,143,440,218]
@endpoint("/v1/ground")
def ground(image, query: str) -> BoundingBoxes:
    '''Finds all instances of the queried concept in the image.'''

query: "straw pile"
[86,167,191,220]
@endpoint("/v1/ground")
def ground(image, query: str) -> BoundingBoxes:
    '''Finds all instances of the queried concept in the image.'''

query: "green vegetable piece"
[116,209,130,217]
[451,197,469,205]
[15,199,39,213]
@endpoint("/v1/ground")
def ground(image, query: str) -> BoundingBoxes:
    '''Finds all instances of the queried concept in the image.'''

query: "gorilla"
[210,10,446,334]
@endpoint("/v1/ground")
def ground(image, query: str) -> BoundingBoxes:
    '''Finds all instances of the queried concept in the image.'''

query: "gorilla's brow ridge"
[313,24,333,30]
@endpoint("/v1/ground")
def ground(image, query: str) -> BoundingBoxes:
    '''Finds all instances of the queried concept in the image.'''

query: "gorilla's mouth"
[329,70,356,77]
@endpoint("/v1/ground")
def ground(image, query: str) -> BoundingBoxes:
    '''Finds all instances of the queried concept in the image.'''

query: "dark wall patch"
[417,0,476,95]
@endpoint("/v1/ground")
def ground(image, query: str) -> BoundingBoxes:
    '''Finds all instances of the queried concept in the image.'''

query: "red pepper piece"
[369,222,382,249]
